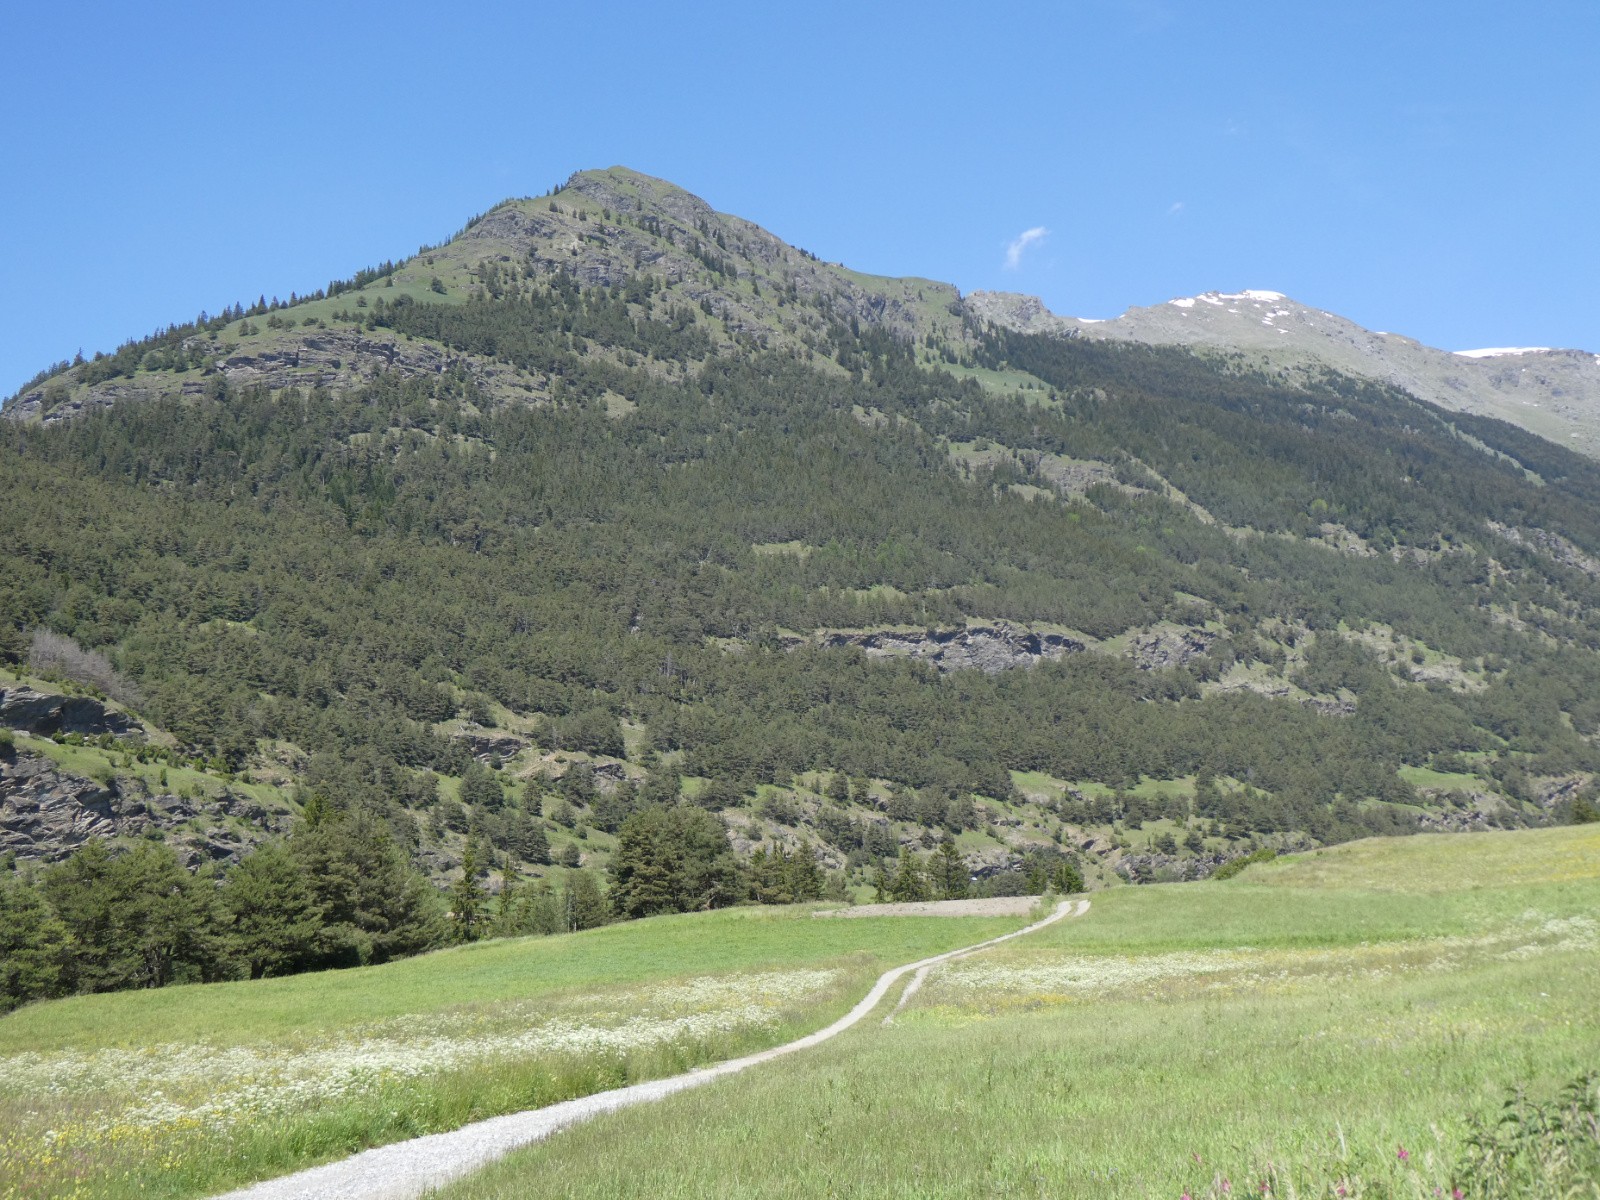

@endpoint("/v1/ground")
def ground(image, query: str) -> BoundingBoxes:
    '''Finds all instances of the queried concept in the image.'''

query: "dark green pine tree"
[932,835,969,899]
[888,845,930,902]
[460,762,504,811]
[786,840,825,901]
[452,841,485,941]
[872,863,891,902]
[223,841,324,978]
[491,872,523,936]
[290,814,444,965]
[0,874,70,1012]
[515,812,551,865]
[609,805,741,918]
[1024,857,1049,895]
[564,870,609,931]
[1052,858,1086,895]
[42,840,223,992]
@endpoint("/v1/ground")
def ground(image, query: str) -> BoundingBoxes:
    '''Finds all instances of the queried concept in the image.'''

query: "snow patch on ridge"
[1169,289,1289,310]
[1455,347,1553,359]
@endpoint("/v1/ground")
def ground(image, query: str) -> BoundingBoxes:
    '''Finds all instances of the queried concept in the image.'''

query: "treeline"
[0,808,446,1012]
[2,799,862,1014]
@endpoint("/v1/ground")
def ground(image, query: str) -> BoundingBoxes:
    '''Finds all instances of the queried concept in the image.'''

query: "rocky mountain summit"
[4,167,966,425]
[967,288,1600,457]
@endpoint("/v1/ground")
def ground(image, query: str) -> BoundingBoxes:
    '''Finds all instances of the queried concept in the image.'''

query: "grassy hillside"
[441,826,1600,1199]
[0,907,1025,1198]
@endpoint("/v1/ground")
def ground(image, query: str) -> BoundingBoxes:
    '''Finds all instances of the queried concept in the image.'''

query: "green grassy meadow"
[0,907,1025,1198]
[443,826,1600,1199]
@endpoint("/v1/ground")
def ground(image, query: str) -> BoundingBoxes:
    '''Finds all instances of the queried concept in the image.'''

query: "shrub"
[1455,1073,1600,1198]
[26,629,143,708]
[1212,846,1278,880]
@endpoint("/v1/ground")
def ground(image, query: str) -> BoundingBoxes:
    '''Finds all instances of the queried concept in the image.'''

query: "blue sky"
[4,0,1596,394]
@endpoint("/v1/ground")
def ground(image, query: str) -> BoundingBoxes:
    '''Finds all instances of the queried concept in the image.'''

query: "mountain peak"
[5,167,968,425]
[559,166,719,225]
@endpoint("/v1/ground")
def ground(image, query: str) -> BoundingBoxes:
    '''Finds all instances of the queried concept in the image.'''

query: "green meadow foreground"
[0,908,1025,1198]
[442,826,1600,1200]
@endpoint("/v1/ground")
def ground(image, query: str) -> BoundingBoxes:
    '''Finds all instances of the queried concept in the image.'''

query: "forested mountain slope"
[5,167,1600,946]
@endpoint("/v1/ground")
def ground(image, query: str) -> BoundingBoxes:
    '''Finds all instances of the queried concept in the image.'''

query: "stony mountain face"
[0,740,284,867]
[0,686,291,865]
[5,167,968,424]
[967,288,1600,457]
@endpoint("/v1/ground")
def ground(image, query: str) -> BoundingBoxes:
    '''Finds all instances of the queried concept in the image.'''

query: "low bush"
[1211,846,1278,880]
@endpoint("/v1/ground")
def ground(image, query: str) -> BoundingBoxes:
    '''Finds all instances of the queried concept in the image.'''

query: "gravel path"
[814,896,1042,918]
[213,899,1090,1200]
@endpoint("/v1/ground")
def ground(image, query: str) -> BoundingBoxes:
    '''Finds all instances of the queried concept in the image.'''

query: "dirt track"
[212,899,1089,1200]
[813,896,1042,918]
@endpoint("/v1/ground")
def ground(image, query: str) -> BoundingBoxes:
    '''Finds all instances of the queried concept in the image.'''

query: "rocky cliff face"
[0,751,124,862]
[1127,628,1217,670]
[5,327,550,426]
[0,745,284,867]
[0,685,141,739]
[791,622,1224,675]
[447,168,966,351]
[808,624,1086,674]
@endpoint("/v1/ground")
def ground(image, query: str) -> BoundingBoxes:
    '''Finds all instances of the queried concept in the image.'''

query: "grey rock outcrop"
[1126,628,1217,670]
[453,727,530,764]
[1490,522,1600,580]
[1115,851,1221,884]
[0,685,141,739]
[0,752,127,861]
[0,747,285,866]
[815,624,1085,674]
[7,330,547,426]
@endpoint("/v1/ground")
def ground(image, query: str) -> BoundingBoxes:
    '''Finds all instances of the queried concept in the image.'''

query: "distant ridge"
[967,288,1600,456]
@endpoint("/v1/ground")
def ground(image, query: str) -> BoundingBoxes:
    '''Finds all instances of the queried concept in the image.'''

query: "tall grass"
[441,827,1600,1199]
[0,905,1023,1054]
[0,907,1025,1198]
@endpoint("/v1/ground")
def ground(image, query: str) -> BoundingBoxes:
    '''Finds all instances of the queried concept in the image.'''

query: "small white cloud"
[1004,226,1048,270]
[1168,201,1186,216]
